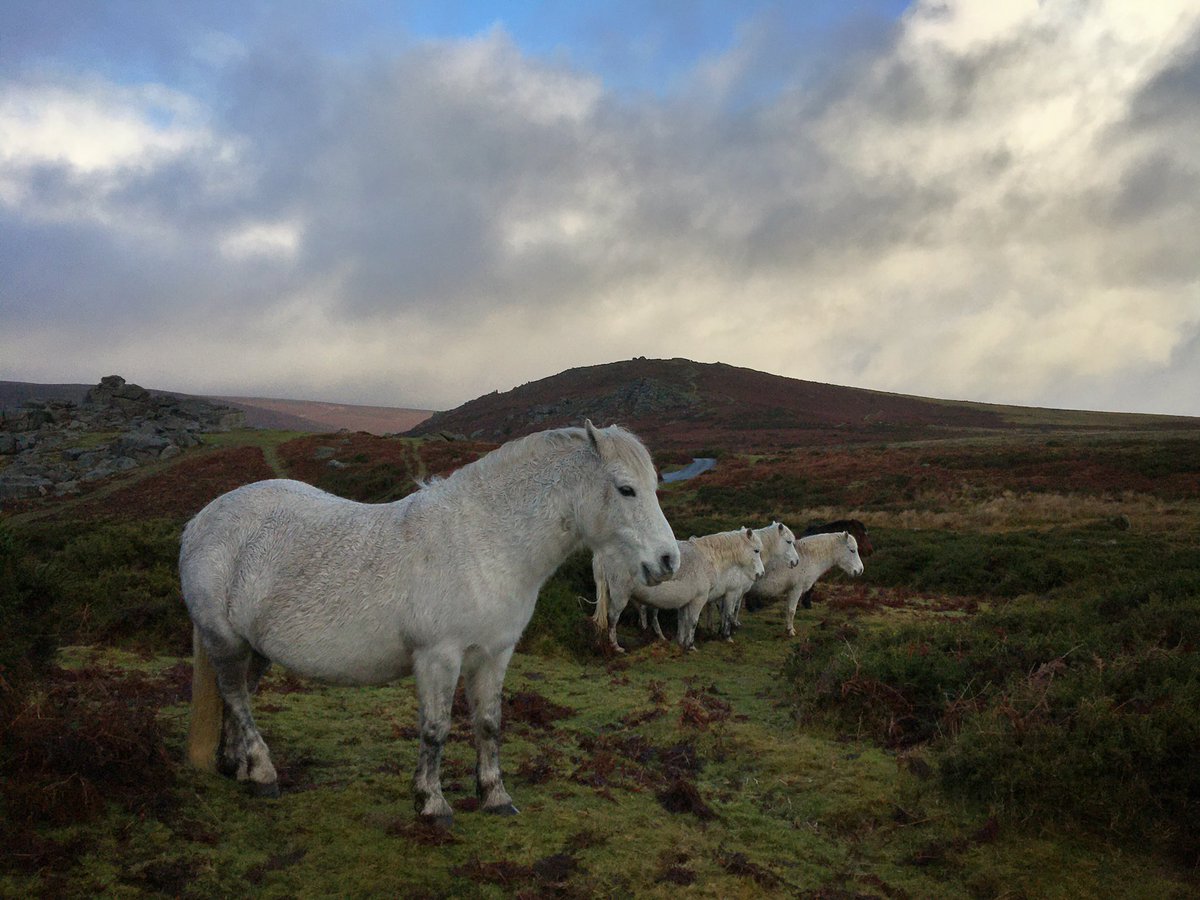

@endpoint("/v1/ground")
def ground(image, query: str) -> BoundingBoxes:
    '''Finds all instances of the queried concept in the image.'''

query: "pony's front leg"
[719,592,738,641]
[463,646,518,816]
[412,648,463,825]
[679,598,705,651]
[784,586,806,636]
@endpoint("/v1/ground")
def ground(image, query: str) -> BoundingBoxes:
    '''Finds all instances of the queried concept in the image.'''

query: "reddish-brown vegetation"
[70,446,277,521]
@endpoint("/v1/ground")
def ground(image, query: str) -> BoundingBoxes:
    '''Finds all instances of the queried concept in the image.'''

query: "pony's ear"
[584,419,602,455]
[776,522,784,532]
[743,526,753,540]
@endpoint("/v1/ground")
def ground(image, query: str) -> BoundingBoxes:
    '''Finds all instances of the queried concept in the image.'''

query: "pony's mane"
[756,522,793,551]
[796,531,851,559]
[417,424,654,495]
[693,529,758,568]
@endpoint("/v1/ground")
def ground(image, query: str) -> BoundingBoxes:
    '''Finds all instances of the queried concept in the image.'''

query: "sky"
[2,1,1199,416]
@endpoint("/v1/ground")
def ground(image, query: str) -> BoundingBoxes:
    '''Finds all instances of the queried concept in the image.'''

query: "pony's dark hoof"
[247,780,280,799]
[420,813,455,829]
[484,802,520,816]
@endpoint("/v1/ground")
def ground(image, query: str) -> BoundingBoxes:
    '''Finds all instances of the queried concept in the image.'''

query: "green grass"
[4,627,1196,898]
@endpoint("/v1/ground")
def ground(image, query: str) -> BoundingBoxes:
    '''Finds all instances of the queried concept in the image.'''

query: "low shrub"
[785,546,1200,859]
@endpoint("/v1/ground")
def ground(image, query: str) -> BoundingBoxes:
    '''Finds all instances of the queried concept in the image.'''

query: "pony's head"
[765,521,800,569]
[835,532,865,577]
[740,526,766,580]
[854,526,875,557]
[576,421,679,586]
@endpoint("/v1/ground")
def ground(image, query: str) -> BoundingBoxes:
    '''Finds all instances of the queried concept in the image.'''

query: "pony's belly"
[260,629,412,686]
[753,569,794,600]
[633,578,699,610]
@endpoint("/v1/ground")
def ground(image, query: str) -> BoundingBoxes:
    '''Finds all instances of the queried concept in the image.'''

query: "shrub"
[0,522,60,714]
[15,519,187,654]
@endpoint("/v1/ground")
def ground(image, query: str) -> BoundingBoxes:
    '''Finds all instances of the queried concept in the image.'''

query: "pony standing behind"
[180,421,678,824]
[743,531,864,636]
[593,527,764,653]
[798,519,873,609]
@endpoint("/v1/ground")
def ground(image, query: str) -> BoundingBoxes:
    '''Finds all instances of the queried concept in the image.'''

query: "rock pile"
[0,376,244,501]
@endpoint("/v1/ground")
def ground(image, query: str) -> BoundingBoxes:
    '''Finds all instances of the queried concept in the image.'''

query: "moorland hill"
[407,357,1199,450]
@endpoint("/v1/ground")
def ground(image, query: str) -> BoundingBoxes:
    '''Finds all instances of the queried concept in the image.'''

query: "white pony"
[180,421,679,824]
[743,531,864,636]
[592,527,764,653]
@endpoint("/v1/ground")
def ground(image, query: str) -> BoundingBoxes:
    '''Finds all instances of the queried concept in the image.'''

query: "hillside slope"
[214,397,431,434]
[407,358,1199,449]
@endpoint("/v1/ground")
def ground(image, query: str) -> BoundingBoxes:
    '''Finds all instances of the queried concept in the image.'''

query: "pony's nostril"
[660,553,675,575]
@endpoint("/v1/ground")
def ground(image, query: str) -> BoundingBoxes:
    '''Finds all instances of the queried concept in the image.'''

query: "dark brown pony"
[798,519,873,608]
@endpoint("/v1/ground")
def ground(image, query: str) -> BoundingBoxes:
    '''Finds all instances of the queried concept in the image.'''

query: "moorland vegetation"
[2,415,1199,897]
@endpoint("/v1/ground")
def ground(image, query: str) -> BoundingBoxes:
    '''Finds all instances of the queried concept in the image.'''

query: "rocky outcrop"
[0,376,244,502]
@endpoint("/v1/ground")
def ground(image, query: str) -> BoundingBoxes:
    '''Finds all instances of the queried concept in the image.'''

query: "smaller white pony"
[593,527,765,653]
[743,531,864,635]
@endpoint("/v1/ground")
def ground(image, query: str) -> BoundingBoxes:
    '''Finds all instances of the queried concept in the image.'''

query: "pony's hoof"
[612,645,625,654]
[420,813,455,829]
[484,802,520,816]
[247,780,280,799]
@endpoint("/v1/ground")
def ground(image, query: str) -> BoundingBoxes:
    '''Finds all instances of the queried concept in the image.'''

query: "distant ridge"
[405,358,1200,450]
[0,381,432,436]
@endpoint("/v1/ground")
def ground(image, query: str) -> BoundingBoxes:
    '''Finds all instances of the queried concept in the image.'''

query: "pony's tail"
[591,556,610,631]
[186,625,222,772]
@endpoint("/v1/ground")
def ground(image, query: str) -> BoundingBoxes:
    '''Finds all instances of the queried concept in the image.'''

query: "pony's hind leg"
[649,608,666,641]
[412,647,462,824]
[203,633,279,797]
[217,650,272,778]
[463,646,518,816]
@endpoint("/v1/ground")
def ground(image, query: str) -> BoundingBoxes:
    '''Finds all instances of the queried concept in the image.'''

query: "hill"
[406,357,1200,449]
[0,381,432,435]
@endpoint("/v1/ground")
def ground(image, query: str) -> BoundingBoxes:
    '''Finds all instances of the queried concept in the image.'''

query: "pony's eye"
[618,485,637,498]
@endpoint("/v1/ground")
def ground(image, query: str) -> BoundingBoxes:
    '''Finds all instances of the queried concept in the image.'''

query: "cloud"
[1,1,1198,415]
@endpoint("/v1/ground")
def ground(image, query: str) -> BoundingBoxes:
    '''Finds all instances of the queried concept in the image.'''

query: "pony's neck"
[800,535,840,576]
[756,527,784,562]
[466,440,589,590]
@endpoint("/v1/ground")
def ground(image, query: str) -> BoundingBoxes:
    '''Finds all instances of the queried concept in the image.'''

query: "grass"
[4,626,1195,898]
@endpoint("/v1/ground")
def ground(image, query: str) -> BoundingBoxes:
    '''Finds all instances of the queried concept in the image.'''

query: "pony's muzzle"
[641,551,677,586]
